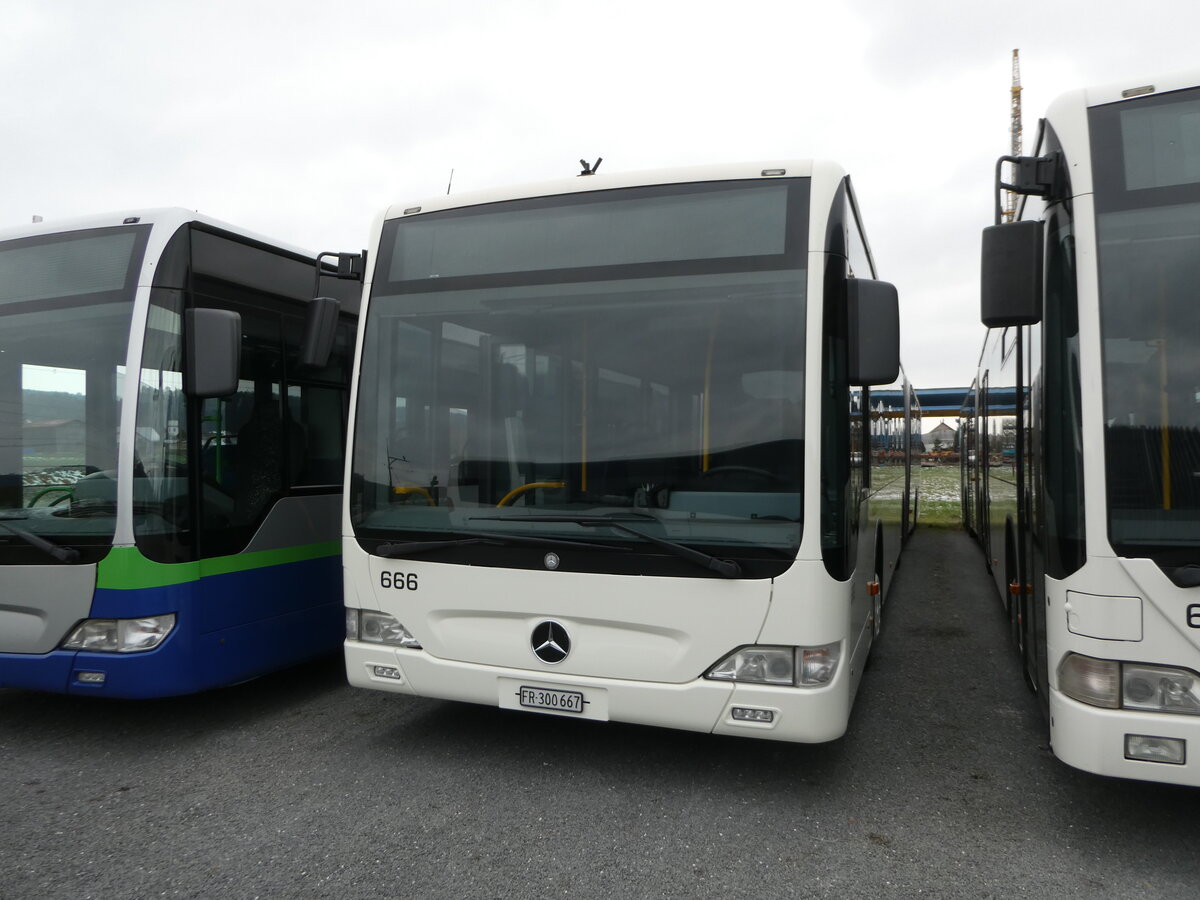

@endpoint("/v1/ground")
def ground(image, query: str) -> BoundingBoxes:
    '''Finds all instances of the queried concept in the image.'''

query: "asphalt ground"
[2,526,1198,899]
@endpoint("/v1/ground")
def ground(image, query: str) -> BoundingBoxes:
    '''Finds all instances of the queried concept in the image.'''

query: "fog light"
[731,707,775,723]
[1125,734,1186,765]
[76,672,106,684]
[372,665,403,681]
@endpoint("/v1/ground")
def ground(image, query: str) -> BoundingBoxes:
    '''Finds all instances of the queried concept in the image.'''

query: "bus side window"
[284,318,352,487]
[197,304,286,538]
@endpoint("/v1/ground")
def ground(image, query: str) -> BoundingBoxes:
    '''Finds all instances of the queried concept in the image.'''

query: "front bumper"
[1049,689,1200,786]
[345,641,852,743]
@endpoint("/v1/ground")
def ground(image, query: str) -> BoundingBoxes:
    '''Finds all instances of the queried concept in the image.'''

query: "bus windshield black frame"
[353,178,811,579]
[1091,86,1200,566]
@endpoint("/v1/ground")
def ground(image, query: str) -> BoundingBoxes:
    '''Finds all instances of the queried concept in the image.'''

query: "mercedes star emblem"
[531,620,570,664]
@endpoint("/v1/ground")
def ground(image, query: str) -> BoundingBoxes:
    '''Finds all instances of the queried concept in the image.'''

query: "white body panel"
[344,544,858,742]
[1047,557,1200,783]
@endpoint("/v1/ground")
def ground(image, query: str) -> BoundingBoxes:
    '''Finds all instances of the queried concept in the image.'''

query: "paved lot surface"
[3,526,1198,899]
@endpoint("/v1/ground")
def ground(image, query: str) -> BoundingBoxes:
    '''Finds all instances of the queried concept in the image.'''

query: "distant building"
[923,422,956,451]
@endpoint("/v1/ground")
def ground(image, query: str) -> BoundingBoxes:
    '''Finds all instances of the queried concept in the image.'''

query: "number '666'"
[1189,604,1200,629]
[381,572,418,591]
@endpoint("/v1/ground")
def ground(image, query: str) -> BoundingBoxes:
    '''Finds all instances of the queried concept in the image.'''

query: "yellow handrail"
[393,486,435,506]
[496,481,566,508]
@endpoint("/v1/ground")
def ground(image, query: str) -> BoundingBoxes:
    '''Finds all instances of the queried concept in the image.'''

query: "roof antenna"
[578,157,602,176]
[446,168,455,195]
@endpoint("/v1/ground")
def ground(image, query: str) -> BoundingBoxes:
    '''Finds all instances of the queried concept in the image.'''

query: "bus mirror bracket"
[981,220,1043,327]
[848,278,900,386]
[994,153,1063,224]
[300,296,342,368]
[317,250,367,283]
[184,308,242,398]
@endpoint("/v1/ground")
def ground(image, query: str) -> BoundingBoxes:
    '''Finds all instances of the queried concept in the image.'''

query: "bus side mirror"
[185,308,241,398]
[848,278,900,386]
[300,296,342,368]
[981,220,1043,327]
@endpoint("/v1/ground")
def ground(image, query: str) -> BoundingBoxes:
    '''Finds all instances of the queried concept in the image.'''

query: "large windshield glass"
[1092,87,1200,566]
[0,225,147,564]
[351,180,809,576]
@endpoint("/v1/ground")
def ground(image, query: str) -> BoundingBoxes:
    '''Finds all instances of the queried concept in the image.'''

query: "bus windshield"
[351,180,809,568]
[0,226,147,563]
[1092,87,1200,565]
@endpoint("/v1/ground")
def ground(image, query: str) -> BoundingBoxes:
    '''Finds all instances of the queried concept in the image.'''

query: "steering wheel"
[27,486,75,508]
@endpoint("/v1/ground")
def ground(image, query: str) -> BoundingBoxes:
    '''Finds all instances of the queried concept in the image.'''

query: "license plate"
[518,685,585,714]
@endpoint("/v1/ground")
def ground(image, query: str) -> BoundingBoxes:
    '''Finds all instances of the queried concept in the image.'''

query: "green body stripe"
[96,541,341,590]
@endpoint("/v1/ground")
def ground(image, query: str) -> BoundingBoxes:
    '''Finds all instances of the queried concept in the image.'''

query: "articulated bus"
[967,70,1200,784]
[343,161,920,742]
[0,209,361,697]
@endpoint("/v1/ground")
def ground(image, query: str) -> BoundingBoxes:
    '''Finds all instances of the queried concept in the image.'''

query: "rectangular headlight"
[63,619,120,652]
[1057,653,1120,708]
[357,610,422,648]
[1123,664,1200,715]
[707,646,795,685]
[117,614,176,652]
[799,644,840,686]
[705,643,840,688]
[62,614,176,653]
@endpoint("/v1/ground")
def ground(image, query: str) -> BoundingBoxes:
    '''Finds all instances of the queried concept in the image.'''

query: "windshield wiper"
[473,514,742,578]
[0,520,80,563]
[377,530,622,559]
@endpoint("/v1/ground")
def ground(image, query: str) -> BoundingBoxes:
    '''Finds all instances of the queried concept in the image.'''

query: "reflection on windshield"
[352,270,805,554]
[0,227,144,559]
[0,308,129,524]
[1099,203,1200,559]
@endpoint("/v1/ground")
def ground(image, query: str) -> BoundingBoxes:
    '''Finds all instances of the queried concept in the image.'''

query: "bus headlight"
[62,614,176,653]
[705,643,840,687]
[354,610,422,648]
[799,644,841,685]
[1123,664,1200,715]
[1057,654,1120,708]
[1058,654,1200,715]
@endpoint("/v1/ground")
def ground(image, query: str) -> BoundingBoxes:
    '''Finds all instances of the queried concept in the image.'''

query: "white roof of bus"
[1080,67,1200,108]
[384,159,840,221]
[0,207,320,261]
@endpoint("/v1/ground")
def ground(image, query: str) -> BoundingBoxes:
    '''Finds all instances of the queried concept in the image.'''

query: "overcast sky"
[3,0,1198,397]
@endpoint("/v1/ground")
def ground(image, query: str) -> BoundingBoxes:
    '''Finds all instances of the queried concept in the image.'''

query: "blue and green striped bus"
[0,209,360,697]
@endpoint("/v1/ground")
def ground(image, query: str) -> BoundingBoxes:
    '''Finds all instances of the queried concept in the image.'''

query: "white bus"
[969,70,1200,784]
[343,162,918,742]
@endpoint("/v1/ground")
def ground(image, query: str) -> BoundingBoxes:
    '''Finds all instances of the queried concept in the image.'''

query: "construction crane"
[1004,49,1023,222]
